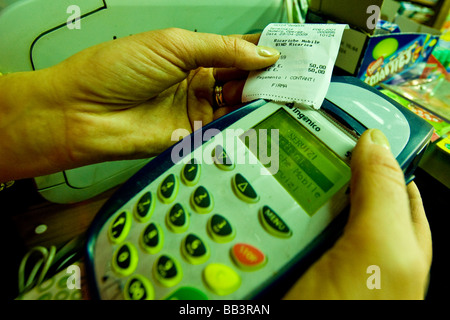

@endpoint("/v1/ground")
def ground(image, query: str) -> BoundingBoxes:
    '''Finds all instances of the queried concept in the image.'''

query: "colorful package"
[376,20,401,34]
[358,33,439,86]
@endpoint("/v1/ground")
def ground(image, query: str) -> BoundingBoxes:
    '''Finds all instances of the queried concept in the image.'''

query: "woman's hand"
[0,28,279,181]
[283,129,432,300]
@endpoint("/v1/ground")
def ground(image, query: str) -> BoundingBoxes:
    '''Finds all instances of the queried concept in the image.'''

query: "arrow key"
[232,173,259,203]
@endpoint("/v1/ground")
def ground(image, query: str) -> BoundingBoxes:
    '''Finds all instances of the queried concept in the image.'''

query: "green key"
[124,275,155,300]
[140,222,163,254]
[181,161,200,186]
[191,186,213,214]
[182,233,210,264]
[158,173,178,203]
[212,145,235,170]
[259,205,292,238]
[134,191,154,222]
[108,211,131,244]
[165,287,208,300]
[153,255,182,287]
[166,203,189,233]
[112,242,138,276]
[233,173,259,203]
[208,214,235,243]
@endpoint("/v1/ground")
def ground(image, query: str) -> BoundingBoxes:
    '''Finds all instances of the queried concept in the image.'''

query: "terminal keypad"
[104,145,293,300]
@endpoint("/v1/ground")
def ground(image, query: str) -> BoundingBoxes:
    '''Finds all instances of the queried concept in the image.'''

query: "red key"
[231,243,266,271]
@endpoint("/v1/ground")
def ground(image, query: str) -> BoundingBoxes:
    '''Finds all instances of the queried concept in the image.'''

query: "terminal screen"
[243,109,350,216]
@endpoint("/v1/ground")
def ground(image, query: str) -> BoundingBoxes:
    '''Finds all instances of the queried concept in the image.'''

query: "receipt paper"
[242,23,347,109]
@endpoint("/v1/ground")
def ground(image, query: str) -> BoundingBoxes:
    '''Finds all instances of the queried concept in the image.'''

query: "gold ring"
[213,85,226,110]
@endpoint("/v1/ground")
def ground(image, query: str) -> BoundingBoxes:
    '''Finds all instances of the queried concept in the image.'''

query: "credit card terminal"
[85,76,433,300]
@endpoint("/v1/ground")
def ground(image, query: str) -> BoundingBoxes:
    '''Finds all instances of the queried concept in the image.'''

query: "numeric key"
[158,173,178,203]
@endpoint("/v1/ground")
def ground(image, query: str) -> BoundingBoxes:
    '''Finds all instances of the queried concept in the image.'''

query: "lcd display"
[242,109,351,216]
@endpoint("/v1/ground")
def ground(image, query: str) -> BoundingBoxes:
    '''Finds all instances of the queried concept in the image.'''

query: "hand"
[283,129,432,300]
[0,28,280,181]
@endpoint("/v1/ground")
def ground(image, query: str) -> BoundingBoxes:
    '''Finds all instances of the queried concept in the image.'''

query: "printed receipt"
[242,23,347,109]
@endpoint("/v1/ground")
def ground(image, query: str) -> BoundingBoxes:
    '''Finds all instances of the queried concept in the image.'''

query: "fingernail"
[369,129,390,150]
[256,45,280,57]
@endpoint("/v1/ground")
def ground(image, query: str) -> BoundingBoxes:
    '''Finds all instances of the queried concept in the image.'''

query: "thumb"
[145,28,281,71]
[347,129,412,239]
[344,128,432,299]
